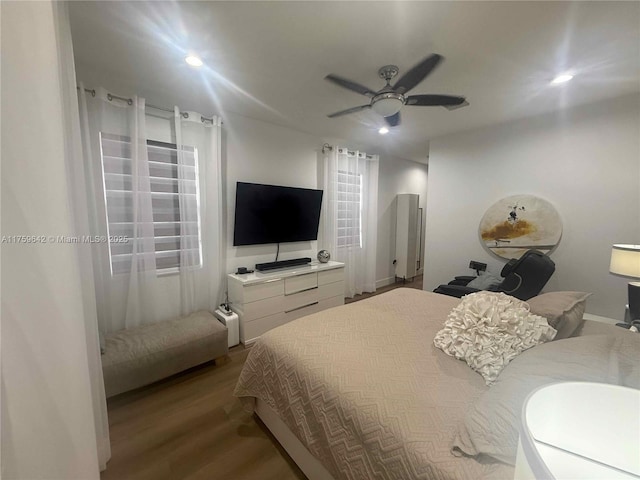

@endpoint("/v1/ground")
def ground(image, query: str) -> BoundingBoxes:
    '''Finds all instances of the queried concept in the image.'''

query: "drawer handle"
[285,301,319,314]
[285,286,318,296]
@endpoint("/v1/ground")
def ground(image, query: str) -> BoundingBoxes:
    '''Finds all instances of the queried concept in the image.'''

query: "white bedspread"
[235,289,514,480]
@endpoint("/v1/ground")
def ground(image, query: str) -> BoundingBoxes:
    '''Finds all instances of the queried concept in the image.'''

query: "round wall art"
[479,194,562,260]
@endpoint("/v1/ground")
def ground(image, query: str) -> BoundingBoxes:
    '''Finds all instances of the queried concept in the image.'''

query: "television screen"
[233,182,323,246]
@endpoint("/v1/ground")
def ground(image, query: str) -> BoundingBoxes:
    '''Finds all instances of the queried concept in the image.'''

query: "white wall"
[125,110,322,273]
[424,94,640,318]
[225,119,430,281]
[224,113,321,274]
[73,62,429,290]
[1,2,100,477]
[376,155,428,287]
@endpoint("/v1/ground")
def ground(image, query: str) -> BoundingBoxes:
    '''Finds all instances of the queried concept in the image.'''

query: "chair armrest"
[449,276,475,286]
[433,285,481,298]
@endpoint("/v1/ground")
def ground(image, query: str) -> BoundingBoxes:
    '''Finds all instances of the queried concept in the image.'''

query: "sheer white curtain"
[175,109,225,315]
[319,147,379,297]
[53,3,111,470]
[78,91,225,332]
[79,87,159,333]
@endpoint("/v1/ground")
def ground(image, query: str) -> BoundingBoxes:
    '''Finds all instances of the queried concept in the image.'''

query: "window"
[336,169,362,248]
[100,133,202,274]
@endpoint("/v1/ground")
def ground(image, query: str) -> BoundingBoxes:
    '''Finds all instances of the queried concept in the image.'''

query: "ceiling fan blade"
[384,112,401,127]
[327,104,372,118]
[405,94,466,107]
[444,100,470,110]
[393,54,443,94]
[325,74,377,97]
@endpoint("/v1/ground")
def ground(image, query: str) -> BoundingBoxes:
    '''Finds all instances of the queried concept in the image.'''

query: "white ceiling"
[68,1,640,163]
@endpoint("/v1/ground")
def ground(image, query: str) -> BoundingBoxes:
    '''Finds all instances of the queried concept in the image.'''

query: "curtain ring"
[107,93,113,101]
[91,89,96,97]
[183,112,189,119]
[127,98,133,106]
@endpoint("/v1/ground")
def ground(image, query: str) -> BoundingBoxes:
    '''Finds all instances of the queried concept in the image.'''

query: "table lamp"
[609,244,640,322]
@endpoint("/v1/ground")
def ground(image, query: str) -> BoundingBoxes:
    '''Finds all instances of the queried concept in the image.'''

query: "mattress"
[234,288,514,480]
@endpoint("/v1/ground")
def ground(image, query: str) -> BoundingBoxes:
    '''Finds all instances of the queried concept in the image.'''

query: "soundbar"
[255,257,312,272]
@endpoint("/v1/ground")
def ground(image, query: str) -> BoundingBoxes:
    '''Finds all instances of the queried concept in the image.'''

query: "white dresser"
[228,261,345,345]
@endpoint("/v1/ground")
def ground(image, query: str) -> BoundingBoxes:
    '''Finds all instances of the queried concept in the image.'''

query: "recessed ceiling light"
[551,73,574,85]
[378,127,389,135]
[185,55,203,68]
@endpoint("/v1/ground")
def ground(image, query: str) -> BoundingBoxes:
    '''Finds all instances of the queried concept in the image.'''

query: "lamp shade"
[609,244,640,278]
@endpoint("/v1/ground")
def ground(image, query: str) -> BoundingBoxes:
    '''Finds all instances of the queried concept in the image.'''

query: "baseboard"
[583,312,617,325]
[376,277,396,289]
[376,274,424,289]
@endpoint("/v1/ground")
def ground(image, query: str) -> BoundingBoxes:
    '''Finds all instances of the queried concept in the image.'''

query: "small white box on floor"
[214,309,239,347]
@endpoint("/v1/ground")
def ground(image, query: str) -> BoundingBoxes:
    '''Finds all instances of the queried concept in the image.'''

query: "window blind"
[100,133,202,274]
[336,169,362,248]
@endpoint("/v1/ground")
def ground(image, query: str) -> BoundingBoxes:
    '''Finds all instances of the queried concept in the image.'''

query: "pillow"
[433,292,556,385]
[466,271,502,290]
[452,331,640,465]
[527,291,591,339]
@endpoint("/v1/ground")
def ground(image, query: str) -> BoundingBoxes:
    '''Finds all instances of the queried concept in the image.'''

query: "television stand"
[228,261,345,345]
[255,257,312,272]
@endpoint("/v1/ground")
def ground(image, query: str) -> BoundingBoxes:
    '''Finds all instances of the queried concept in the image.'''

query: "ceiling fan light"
[372,97,404,117]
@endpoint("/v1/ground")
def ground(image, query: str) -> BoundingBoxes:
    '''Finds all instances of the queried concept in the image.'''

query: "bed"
[234,288,640,480]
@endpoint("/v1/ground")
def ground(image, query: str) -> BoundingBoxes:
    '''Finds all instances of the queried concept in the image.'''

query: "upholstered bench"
[102,311,228,397]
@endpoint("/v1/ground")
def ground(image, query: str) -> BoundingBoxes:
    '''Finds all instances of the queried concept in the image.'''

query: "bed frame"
[255,398,336,480]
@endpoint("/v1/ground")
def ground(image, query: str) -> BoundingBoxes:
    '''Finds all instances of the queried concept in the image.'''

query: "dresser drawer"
[319,280,344,300]
[241,312,286,344]
[283,301,322,323]
[318,267,344,285]
[241,295,285,322]
[284,287,319,313]
[243,278,284,303]
[284,272,317,294]
[319,295,344,309]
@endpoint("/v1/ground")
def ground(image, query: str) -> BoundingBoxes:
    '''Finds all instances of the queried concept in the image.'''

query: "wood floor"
[102,276,423,480]
[102,348,306,480]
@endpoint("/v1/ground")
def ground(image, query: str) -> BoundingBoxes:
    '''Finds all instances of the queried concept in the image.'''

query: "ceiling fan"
[325,54,468,127]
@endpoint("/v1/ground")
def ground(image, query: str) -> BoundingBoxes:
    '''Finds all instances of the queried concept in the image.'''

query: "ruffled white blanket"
[434,292,556,384]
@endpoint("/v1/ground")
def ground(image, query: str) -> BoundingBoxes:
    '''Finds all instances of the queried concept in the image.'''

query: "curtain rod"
[322,143,373,159]
[76,87,221,125]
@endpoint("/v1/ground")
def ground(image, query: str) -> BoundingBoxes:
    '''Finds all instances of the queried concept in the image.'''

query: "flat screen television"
[233,182,323,246]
